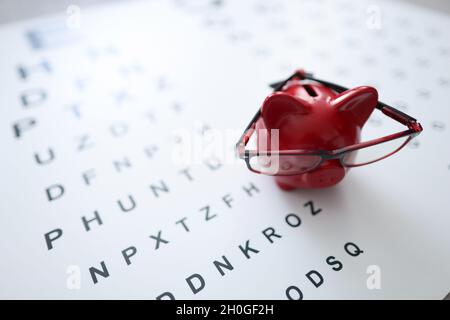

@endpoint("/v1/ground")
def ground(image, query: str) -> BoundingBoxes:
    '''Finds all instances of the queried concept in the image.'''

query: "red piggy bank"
[255,75,378,190]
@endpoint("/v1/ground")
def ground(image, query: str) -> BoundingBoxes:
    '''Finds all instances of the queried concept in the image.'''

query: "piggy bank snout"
[276,160,346,190]
[304,160,346,188]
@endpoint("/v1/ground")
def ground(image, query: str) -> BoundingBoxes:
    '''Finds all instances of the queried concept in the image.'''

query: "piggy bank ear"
[331,86,378,127]
[261,92,311,129]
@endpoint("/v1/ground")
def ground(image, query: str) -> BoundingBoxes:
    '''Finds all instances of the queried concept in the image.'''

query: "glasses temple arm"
[300,74,420,128]
[269,69,314,92]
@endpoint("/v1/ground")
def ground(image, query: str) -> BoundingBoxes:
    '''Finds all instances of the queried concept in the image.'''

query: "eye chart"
[0,0,450,299]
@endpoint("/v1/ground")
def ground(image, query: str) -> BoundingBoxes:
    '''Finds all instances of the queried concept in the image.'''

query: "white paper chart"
[0,0,449,299]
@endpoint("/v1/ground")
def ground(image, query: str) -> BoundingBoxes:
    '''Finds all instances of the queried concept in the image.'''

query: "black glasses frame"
[236,70,423,175]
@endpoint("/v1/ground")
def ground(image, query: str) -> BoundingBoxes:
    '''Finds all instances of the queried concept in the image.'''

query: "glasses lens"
[342,136,411,166]
[249,154,322,175]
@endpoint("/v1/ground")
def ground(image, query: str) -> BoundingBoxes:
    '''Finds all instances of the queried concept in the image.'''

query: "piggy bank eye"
[259,157,272,168]
[281,161,292,170]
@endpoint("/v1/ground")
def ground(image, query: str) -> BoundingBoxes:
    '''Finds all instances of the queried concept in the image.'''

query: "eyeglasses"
[236,70,423,176]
